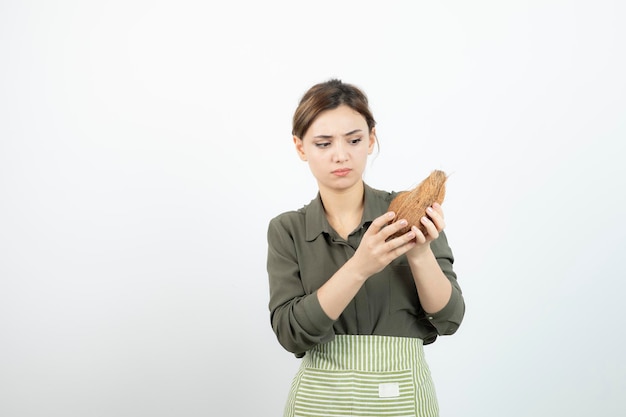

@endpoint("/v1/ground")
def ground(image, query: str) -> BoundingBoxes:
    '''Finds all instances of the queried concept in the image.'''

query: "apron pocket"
[294,367,416,417]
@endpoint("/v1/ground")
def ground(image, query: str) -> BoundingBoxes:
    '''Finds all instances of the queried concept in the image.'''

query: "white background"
[1,1,625,416]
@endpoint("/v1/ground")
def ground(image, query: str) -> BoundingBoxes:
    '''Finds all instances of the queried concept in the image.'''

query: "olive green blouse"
[267,183,465,358]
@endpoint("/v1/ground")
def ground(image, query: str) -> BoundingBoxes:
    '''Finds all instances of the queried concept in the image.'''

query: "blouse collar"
[304,183,393,241]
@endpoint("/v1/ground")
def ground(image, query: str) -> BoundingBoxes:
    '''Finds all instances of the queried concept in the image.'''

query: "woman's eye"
[315,142,331,148]
[349,138,362,145]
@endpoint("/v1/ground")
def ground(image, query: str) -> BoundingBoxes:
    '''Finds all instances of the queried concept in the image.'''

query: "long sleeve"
[267,216,335,357]
[426,231,465,336]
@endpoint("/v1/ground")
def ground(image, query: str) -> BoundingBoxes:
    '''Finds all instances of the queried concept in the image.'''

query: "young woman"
[267,79,465,417]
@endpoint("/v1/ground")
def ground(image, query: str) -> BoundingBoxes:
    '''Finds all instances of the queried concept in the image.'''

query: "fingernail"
[426,207,433,214]
[399,220,407,226]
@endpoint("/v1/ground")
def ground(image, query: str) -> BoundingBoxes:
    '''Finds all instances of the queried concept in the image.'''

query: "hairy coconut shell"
[387,170,447,238]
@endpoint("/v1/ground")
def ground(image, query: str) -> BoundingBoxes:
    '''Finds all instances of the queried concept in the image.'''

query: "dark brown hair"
[292,79,377,139]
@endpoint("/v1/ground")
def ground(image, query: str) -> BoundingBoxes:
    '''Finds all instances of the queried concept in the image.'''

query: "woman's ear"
[293,136,307,161]
[368,128,377,155]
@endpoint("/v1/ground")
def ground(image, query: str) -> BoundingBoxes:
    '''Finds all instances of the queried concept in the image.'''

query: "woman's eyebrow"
[313,129,363,139]
[343,129,362,137]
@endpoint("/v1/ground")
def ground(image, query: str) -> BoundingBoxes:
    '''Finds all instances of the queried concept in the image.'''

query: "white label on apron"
[378,382,400,398]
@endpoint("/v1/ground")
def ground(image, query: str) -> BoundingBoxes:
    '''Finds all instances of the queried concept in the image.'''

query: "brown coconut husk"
[387,170,447,238]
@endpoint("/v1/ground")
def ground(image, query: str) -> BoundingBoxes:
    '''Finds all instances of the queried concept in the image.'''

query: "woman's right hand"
[349,211,418,280]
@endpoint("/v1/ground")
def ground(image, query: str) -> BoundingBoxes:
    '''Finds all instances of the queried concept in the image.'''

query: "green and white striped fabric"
[283,335,439,417]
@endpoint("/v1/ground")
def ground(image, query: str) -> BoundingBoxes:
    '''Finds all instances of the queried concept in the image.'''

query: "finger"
[382,218,413,241]
[396,228,417,246]
[432,202,444,218]
[387,230,418,257]
[410,225,427,244]
[420,216,440,240]
[426,206,446,231]
[367,211,396,235]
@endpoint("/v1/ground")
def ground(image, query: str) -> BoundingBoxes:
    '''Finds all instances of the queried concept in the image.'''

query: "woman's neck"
[319,181,365,239]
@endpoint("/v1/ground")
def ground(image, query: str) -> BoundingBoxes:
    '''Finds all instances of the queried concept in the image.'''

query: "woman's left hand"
[406,202,445,260]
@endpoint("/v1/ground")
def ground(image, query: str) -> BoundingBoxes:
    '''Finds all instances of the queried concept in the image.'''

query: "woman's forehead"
[307,105,367,136]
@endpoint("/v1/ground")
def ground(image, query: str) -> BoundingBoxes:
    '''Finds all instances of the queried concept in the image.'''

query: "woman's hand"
[318,211,418,320]
[317,206,446,320]
[406,202,445,261]
[348,211,418,280]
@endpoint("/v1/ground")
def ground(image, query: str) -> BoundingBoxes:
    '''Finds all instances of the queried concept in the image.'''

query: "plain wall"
[1,1,625,416]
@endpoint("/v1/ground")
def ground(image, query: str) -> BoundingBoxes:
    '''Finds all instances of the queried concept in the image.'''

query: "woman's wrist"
[406,244,434,265]
[343,257,369,283]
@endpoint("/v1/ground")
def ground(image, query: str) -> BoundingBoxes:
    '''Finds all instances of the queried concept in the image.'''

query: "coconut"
[387,170,447,238]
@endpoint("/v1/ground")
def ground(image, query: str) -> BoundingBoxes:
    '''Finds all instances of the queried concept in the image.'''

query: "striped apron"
[283,335,439,417]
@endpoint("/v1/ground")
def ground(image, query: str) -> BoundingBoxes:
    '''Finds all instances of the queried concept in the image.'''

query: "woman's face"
[294,105,376,193]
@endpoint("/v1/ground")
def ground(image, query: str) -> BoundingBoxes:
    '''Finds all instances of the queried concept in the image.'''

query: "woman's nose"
[333,142,348,162]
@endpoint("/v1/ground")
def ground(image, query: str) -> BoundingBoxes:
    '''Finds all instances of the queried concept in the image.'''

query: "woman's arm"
[267,211,420,355]
[317,211,418,320]
[406,203,465,332]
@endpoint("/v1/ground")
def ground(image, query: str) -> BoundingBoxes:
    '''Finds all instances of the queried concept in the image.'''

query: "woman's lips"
[332,168,351,177]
